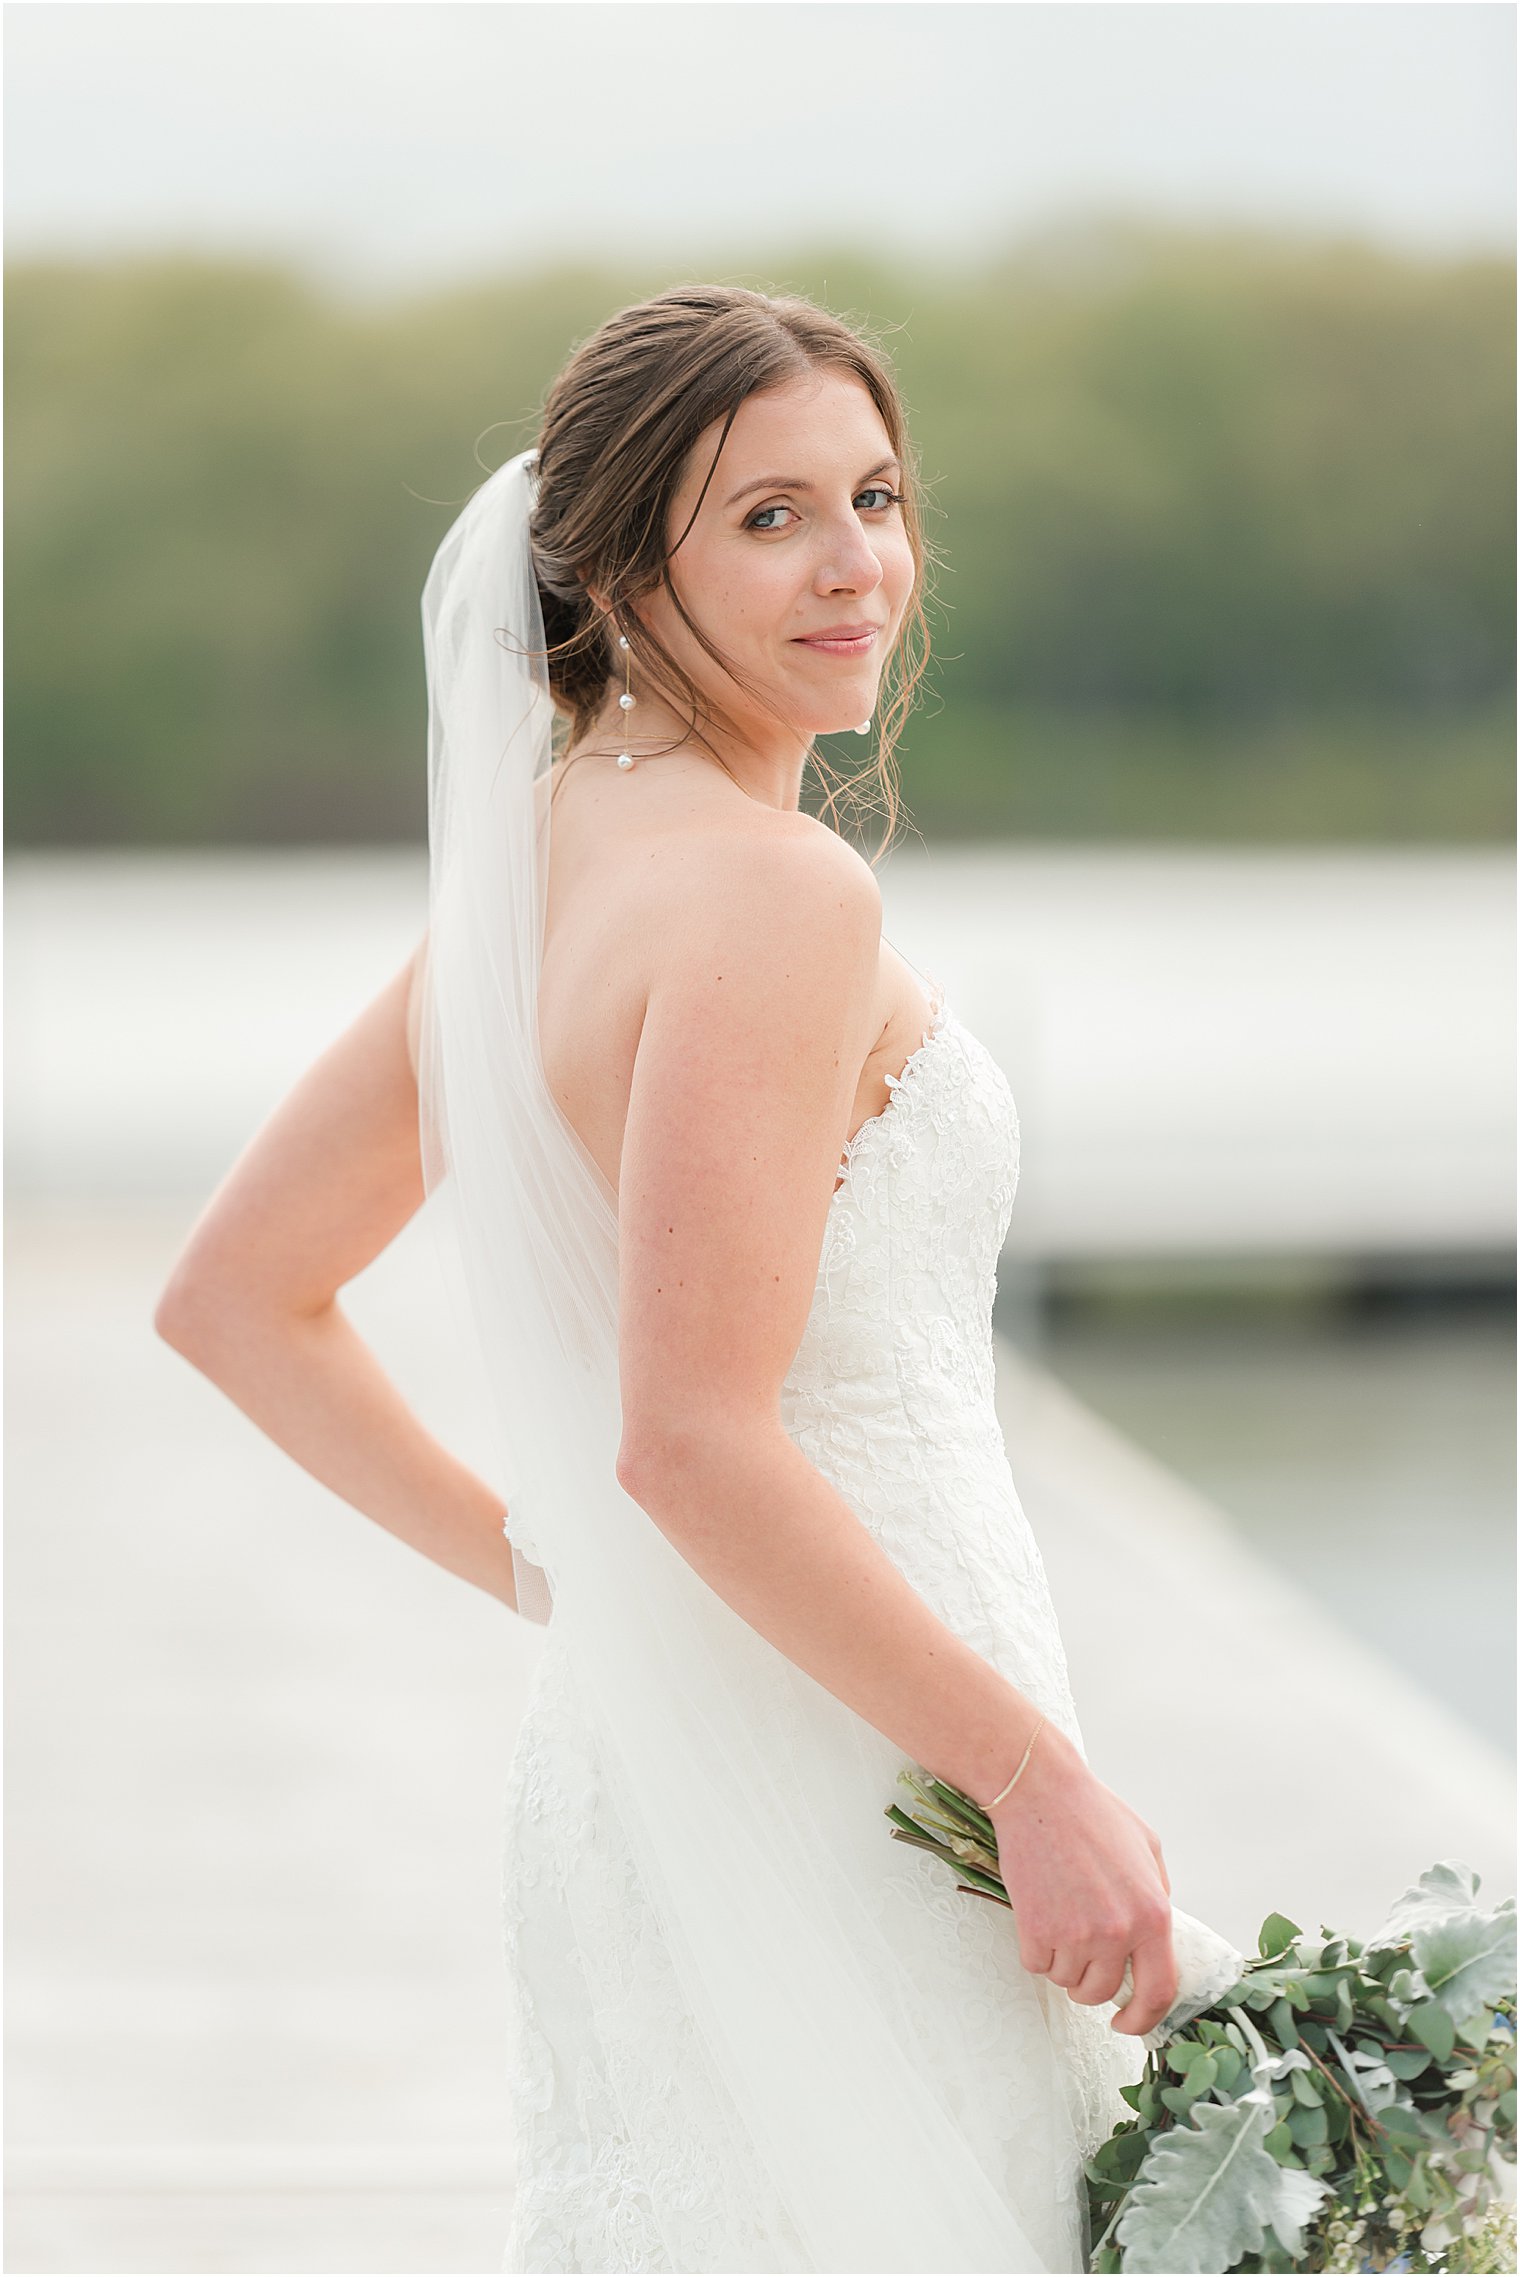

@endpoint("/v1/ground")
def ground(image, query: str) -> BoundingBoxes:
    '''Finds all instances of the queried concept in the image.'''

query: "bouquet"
[888,1769,1517,2274]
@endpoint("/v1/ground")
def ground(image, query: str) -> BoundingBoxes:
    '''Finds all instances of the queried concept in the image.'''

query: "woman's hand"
[987,1719,1180,2037]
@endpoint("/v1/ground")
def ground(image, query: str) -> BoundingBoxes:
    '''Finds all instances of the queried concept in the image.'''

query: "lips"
[794,625,880,651]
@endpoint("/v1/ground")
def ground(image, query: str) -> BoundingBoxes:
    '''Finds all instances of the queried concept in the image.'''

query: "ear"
[586,590,637,652]
[578,572,644,650]
[577,566,611,618]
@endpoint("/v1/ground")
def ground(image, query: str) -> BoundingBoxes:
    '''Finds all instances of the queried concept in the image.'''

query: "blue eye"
[745,487,904,531]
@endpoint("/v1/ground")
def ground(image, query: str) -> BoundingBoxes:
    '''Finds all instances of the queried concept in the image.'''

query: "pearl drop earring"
[855,716,873,736]
[615,633,637,770]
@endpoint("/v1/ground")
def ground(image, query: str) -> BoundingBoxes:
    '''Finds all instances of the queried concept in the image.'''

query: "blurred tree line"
[5,224,1513,846]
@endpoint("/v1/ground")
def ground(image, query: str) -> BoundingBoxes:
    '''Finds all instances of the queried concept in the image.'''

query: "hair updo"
[524,282,939,857]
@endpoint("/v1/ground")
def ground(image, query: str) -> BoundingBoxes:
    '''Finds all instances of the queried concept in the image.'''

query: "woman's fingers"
[1146,1828,1172,1893]
[1067,1948,1131,2006]
[1111,1924,1180,2037]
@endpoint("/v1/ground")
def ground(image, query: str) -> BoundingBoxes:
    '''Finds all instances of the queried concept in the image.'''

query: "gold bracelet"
[985,1713,1046,1810]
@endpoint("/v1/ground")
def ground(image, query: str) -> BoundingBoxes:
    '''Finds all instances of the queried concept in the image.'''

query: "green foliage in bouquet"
[887,1775,1516,2276]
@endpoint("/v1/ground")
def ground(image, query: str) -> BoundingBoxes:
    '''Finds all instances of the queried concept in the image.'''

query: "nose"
[815,511,887,596]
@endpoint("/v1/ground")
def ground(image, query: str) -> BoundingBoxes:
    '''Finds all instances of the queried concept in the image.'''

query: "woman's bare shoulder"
[628,809,882,1081]
[651,803,882,941]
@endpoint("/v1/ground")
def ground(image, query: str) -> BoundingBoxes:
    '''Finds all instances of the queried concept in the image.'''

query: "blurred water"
[6,847,1515,1258]
[1034,1302,1516,1756]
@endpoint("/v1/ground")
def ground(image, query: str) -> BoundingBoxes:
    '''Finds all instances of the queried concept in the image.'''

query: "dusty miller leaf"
[1413,1900,1516,2024]
[1365,1860,1484,1951]
[1114,2096,1330,2273]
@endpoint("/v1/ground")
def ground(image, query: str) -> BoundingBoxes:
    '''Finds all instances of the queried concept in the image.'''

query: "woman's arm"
[614,819,1179,2034]
[153,936,520,1613]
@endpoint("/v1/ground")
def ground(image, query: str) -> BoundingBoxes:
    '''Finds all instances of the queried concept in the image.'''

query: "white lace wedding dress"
[497,988,1145,2273]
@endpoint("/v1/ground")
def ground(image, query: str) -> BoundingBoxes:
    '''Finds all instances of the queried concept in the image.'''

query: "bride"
[156,284,1182,2273]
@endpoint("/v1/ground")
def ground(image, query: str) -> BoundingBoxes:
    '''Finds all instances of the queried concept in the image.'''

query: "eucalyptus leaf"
[1258,1912,1301,1959]
[1403,2158,1434,2211]
[1407,1999,1457,2062]
[1377,2101,1431,2142]
[1269,1996,1299,2047]
[1092,2130,1150,2184]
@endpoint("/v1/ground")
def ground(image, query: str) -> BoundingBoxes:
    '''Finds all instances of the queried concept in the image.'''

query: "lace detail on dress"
[499,996,1143,2273]
[832,983,951,1198]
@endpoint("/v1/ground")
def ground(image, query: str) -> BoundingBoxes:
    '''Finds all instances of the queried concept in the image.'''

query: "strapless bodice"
[781,997,1021,1437]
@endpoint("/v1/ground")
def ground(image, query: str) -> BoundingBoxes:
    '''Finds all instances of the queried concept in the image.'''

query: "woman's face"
[635,366,917,749]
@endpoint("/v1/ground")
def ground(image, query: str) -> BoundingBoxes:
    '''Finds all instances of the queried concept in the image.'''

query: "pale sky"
[4,1,1514,299]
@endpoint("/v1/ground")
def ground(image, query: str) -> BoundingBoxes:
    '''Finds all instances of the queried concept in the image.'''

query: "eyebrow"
[723,456,902,509]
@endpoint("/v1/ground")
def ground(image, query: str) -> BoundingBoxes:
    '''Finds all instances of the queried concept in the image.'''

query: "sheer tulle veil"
[415,444,1091,2270]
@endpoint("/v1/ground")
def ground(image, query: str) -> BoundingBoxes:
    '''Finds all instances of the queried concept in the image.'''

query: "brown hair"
[524,283,940,861]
